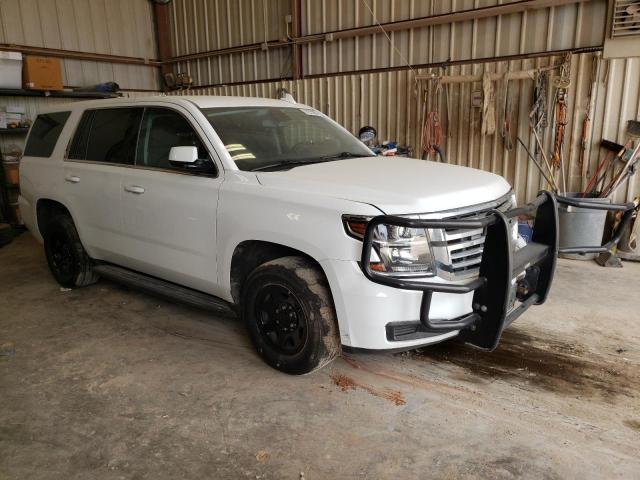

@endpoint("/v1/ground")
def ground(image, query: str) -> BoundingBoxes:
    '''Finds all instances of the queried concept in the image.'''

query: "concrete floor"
[1,234,639,479]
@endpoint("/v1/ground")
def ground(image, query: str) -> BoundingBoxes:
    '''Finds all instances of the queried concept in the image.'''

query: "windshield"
[201,106,375,171]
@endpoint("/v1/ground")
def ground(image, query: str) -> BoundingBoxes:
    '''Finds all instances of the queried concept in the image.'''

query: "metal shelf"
[0,88,119,99]
[0,127,29,134]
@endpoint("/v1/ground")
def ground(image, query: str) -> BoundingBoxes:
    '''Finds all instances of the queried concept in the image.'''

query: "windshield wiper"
[251,159,330,172]
[252,152,374,172]
[320,151,374,160]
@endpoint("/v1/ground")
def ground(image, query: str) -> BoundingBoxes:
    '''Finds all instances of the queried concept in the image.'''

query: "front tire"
[43,214,99,288]
[242,256,340,375]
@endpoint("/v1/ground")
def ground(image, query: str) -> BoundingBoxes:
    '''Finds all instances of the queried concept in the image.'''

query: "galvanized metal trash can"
[558,193,611,260]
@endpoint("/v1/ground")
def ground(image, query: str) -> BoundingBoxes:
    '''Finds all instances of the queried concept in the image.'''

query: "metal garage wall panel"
[301,0,608,75]
[164,0,608,84]
[168,0,291,85]
[0,0,158,90]
[171,52,638,205]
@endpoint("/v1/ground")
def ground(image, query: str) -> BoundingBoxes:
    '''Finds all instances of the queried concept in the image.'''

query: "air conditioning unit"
[603,0,640,58]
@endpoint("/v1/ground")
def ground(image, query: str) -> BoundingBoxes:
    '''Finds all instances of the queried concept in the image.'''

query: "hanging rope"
[422,111,443,156]
[552,92,568,168]
[552,53,572,194]
[422,79,443,157]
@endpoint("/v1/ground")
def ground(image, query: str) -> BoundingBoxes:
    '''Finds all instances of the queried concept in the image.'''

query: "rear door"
[63,107,143,262]
[117,105,222,294]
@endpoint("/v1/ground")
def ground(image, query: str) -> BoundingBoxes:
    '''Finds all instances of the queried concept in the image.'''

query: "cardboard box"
[23,56,63,91]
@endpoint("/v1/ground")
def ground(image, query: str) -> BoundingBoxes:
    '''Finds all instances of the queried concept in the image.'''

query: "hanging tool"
[595,142,628,195]
[581,141,626,197]
[602,141,640,198]
[552,92,568,168]
[530,126,560,192]
[599,121,640,198]
[529,70,552,187]
[578,55,598,170]
[530,71,549,130]
[551,54,572,195]
[517,137,558,192]
[500,74,514,150]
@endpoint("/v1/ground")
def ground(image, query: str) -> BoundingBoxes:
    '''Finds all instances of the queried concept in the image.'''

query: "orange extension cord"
[422,111,443,156]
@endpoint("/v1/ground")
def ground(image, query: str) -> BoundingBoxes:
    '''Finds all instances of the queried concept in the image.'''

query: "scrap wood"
[481,73,496,136]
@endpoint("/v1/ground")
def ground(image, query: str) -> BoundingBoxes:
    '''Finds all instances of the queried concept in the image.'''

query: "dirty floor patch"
[400,329,638,400]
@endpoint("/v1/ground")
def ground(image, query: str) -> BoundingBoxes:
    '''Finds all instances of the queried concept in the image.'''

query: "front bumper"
[360,191,636,350]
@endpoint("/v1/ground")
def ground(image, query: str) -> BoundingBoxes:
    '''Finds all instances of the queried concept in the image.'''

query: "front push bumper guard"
[361,191,636,350]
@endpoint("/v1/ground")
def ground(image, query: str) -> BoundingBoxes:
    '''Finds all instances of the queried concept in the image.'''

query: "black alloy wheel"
[254,284,308,355]
[48,230,76,282]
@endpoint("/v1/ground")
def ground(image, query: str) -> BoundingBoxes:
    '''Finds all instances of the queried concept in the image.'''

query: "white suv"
[20,95,617,374]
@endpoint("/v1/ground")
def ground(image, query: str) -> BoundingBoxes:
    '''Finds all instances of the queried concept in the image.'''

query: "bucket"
[558,193,611,260]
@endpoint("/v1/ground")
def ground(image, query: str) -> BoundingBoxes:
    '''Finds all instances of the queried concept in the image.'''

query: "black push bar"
[555,197,636,255]
[360,191,635,350]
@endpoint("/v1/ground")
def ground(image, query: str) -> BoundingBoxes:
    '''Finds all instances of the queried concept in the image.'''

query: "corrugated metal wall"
[171,52,639,205]
[169,0,292,85]
[301,0,607,75]
[0,0,159,90]
[166,0,608,83]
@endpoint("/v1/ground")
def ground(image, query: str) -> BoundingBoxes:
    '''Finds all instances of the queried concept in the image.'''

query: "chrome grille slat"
[449,256,483,269]
[445,236,485,251]
[427,193,515,280]
[450,245,484,260]
[441,227,485,241]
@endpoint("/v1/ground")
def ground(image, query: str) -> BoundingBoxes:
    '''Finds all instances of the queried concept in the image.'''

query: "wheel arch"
[36,198,73,237]
[229,240,332,306]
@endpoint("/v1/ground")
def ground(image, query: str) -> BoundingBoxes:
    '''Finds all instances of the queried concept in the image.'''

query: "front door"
[118,106,222,294]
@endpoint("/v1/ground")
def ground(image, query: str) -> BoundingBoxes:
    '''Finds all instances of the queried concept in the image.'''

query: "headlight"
[343,216,436,277]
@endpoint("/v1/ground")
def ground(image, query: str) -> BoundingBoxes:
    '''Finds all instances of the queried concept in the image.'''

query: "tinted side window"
[68,110,94,160]
[85,108,143,165]
[136,108,210,170]
[24,112,71,158]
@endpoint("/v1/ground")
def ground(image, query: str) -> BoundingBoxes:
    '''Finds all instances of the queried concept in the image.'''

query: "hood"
[256,156,511,214]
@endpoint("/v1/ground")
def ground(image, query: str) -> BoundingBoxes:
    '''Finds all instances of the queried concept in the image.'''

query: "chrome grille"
[424,193,515,280]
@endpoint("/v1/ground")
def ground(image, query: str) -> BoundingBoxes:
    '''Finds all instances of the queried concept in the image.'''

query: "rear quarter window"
[23,111,71,158]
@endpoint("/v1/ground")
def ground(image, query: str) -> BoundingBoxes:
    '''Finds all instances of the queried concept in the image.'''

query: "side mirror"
[169,146,198,164]
[168,146,216,174]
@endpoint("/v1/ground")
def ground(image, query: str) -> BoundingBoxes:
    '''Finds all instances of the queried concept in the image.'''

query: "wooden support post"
[291,0,303,80]
[153,2,173,90]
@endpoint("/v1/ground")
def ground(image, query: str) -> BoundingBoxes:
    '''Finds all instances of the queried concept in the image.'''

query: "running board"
[93,264,236,317]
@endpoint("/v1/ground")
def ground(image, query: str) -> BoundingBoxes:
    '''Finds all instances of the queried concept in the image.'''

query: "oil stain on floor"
[330,373,407,406]
[399,328,638,400]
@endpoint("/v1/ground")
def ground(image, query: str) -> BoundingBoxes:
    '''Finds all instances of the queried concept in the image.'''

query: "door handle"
[124,185,145,194]
[65,175,80,184]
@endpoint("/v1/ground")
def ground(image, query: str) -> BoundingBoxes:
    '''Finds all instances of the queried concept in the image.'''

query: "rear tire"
[242,256,340,375]
[43,214,99,288]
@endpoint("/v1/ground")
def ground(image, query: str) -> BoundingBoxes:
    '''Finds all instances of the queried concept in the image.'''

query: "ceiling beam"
[0,43,160,66]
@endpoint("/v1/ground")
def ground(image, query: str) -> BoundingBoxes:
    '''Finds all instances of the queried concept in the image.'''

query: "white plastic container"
[0,52,23,89]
